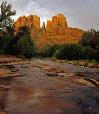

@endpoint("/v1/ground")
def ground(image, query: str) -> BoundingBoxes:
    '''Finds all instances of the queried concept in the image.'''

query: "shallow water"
[0,59,99,114]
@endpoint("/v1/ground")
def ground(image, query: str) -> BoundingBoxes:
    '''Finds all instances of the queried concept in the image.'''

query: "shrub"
[95,46,99,61]
[83,46,97,60]
[0,36,13,54]
[54,44,84,60]
[41,44,61,58]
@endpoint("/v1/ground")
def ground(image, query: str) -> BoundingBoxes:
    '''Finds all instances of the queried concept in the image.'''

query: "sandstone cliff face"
[14,16,27,31]
[28,15,40,30]
[46,13,67,34]
[36,13,83,48]
[14,13,84,48]
[14,15,40,31]
[52,13,67,29]
[37,28,83,48]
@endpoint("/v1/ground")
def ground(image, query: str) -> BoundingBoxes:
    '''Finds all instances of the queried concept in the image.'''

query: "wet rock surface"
[0,58,99,114]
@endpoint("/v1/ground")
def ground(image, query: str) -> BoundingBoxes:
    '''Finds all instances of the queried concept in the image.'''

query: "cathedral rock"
[14,13,84,48]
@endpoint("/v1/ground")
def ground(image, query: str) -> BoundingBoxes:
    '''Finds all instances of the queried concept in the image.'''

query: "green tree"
[16,34,35,58]
[0,35,12,54]
[83,46,97,60]
[95,46,99,60]
[14,26,36,58]
[0,1,16,33]
[41,44,60,57]
[80,29,99,48]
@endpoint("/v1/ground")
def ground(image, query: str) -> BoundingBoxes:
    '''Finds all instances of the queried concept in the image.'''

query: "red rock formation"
[14,16,27,31]
[14,13,84,48]
[14,15,40,31]
[46,13,68,34]
[52,13,67,29]
[37,27,84,49]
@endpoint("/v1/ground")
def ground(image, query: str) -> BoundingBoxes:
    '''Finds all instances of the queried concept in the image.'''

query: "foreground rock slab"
[0,58,99,114]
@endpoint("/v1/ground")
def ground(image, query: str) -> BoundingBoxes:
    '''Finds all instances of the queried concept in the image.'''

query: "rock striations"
[14,13,84,48]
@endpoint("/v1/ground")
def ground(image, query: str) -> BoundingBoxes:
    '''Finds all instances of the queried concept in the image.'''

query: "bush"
[41,44,61,58]
[83,46,97,60]
[0,36,13,54]
[54,44,84,60]
[95,46,99,61]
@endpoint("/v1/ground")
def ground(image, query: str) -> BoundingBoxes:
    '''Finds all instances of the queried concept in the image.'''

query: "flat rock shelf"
[0,57,99,114]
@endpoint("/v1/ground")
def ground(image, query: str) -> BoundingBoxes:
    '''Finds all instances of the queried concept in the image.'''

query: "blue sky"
[0,0,99,30]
